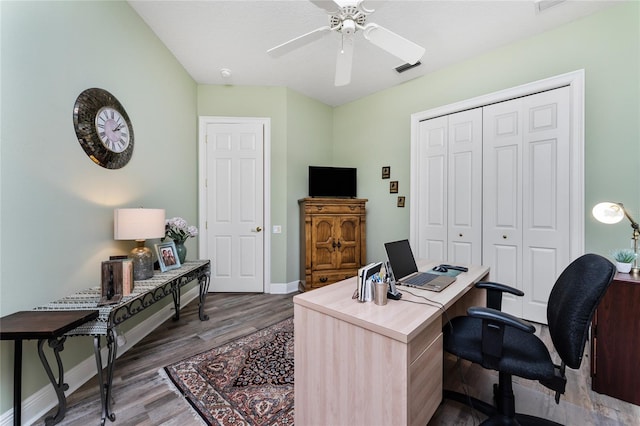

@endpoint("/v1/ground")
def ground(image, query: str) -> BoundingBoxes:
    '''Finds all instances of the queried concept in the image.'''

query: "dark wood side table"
[591,272,640,405]
[0,310,99,426]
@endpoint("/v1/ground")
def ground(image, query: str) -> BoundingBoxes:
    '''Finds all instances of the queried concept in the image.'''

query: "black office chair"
[442,253,616,425]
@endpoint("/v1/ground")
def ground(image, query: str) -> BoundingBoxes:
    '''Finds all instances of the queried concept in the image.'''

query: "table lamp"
[114,208,166,280]
[592,201,639,275]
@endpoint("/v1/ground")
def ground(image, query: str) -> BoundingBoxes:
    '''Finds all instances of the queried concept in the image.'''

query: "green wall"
[1,0,638,420]
[334,1,640,262]
[0,0,198,415]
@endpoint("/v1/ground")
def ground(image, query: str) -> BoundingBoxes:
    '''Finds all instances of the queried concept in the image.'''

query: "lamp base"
[631,267,640,276]
[130,241,154,280]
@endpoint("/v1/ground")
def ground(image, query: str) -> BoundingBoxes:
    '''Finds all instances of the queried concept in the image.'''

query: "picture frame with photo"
[390,181,399,194]
[381,166,391,179]
[155,241,181,272]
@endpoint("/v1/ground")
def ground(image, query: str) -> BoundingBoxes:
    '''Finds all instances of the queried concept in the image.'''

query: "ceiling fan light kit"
[267,0,425,87]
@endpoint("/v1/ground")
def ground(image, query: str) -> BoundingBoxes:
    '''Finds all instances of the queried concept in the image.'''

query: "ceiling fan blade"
[267,26,332,57]
[335,34,354,86]
[309,0,343,14]
[363,23,425,65]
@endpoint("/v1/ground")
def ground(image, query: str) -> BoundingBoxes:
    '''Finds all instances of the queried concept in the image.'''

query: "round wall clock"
[73,88,134,169]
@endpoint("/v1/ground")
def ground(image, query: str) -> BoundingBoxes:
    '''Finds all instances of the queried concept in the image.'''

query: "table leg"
[37,337,70,425]
[13,340,22,426]
[94,330,118,425]
[198,271,211,321]
[171,283,182,321]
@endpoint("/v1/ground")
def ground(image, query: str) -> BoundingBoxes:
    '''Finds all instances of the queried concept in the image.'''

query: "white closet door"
[483,99,524,316]
[416,116,448,261]
[483,87,570,322]
[448,109,482,265]
[521,87,571,321]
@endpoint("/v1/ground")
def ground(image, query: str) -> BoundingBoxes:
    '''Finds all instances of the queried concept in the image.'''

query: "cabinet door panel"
[311,217,337,270]
[336,216,360,269]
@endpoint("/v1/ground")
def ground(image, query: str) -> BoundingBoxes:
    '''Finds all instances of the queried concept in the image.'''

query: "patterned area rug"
[163,318,294,425]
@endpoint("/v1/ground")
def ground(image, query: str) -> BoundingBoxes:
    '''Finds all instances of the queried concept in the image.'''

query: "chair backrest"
[547,253,616,369]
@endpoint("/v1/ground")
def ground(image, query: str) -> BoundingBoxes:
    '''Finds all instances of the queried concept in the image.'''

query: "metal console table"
[35,260,211,425]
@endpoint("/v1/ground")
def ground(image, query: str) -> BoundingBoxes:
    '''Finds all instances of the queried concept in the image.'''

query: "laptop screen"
[384,239,419,281]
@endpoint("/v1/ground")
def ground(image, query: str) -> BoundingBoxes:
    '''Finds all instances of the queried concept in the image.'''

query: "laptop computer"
[384,239,456,292]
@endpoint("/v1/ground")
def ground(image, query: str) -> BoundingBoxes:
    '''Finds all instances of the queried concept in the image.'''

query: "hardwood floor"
[38,292,638,425]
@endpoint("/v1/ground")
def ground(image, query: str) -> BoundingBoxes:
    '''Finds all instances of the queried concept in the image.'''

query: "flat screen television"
[308,166,357,198]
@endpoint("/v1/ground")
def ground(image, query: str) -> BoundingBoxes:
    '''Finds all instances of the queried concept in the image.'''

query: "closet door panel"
[417,117,448,261]
[448,109,482,265]
[483,99,524,316]
[521,87,571,322]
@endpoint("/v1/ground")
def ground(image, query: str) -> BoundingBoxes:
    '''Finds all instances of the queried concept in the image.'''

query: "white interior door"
[448,109,482,265]
[414,109,482,265]
[483,87,571,322]
[411,71,584,325]
[416,116,448,261]
[199,118,269,292]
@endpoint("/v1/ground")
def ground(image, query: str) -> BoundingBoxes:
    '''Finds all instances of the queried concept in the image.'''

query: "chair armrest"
[466,306,536,370]
[475,281,525,296]
[475,281,524,310]
[467,306,536,334]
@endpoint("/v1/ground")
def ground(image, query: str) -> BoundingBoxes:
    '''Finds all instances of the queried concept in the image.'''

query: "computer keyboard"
[403,273,436,286]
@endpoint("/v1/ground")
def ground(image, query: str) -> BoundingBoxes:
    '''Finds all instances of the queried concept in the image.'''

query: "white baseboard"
[0,286,201,426]
[268,280,299,294]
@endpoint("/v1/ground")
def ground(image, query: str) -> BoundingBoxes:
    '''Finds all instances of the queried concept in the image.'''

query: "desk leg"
[198,271,211,321]
[37,337,69,425]
[13,340,22,426]
[94,330,118,425]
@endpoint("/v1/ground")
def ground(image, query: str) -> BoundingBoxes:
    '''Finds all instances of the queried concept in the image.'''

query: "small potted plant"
[611,249,636,273]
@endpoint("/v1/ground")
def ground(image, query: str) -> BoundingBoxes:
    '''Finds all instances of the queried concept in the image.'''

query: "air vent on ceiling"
[395,61,422,74]
[535,0,566,13]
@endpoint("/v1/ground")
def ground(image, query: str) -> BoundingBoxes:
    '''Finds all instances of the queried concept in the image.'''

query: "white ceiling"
[129,0,620,107]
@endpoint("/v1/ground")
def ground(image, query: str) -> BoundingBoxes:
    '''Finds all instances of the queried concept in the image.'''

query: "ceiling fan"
[267,0,425,86]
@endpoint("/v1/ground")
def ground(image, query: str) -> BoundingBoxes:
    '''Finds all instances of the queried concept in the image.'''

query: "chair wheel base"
[443,390,563,426]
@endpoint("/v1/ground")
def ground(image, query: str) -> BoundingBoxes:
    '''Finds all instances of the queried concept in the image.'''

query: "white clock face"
[95,107,130,153]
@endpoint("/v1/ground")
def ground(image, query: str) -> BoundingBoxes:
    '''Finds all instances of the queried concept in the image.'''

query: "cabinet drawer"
[311,270,358,288]
[304,203,366,215]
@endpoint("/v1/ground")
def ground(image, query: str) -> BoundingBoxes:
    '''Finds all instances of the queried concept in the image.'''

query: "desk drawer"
[408,318,441,363]
[409,333,443,426]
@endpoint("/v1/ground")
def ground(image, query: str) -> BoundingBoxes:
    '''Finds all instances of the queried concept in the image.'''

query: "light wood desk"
[293,260,489,426]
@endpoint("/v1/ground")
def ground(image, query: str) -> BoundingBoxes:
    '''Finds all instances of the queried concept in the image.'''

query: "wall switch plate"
[272,225,282,234]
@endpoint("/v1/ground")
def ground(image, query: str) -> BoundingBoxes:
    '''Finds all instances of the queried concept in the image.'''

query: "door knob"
[256,226,262,232]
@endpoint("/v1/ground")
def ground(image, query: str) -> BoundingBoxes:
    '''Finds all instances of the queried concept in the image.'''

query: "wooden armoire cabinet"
[591,272,640,405]
[299,197,367,292]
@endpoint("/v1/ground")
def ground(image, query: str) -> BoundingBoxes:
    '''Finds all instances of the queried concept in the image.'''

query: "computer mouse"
[441,264,469,272]
[432,265,448,273]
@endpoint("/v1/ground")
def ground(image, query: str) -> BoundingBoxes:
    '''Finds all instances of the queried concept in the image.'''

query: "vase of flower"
[164,217,199,265]
[174,240,187,264]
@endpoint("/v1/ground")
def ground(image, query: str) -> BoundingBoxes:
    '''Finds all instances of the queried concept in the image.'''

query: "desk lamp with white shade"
[114,208,165,280]
[592,202,639,275]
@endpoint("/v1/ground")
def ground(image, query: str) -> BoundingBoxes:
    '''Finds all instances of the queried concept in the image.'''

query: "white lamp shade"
[592,202,625,225]
[114,208,166,240]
